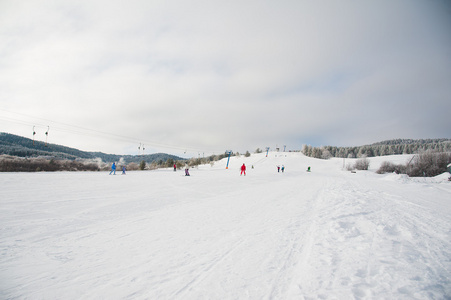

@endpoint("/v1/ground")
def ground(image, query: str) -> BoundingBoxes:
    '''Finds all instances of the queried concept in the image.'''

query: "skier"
[185,165,190,176]
[307,166,311,172]
[277,165,280,172]
[109,162,116,175]
[241,163,246,176]
[122,166,126,175]
[281,165,285,173]
[174,163,177,172]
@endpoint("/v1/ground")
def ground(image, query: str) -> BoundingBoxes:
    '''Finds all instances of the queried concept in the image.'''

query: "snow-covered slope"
[1,152,450,299]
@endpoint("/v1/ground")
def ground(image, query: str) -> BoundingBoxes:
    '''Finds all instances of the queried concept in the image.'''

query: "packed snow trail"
[0,152,450,299]
[289,172,451,299]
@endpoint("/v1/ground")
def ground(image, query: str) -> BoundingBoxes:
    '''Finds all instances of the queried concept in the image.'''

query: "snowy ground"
[1,152,450,299]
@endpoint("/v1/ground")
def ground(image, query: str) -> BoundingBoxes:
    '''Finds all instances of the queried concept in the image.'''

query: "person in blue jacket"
[109,162,116,175]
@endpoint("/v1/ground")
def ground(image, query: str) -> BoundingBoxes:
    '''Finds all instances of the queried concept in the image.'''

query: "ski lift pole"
[225,150,232,169]
[32,126,36,146]
[45,126,49,146]
[138,143,145,155]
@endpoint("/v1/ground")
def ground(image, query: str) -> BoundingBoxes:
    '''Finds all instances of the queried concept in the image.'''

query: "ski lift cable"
[0,115,124,144]
[1,108,141,143]
[0,109,171,146]
[0,115,47,128]
[0,117,136,149]
[2,109,225,154]
[0,108,223,154]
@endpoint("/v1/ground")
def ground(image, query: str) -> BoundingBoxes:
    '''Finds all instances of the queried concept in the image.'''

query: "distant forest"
[0,132,184,164]
[302,139,451,159]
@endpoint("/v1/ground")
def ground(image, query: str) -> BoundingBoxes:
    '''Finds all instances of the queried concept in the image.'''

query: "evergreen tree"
[139,160,146,170]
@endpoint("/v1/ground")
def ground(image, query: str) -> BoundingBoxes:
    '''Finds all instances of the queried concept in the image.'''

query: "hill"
[0,132,184,164]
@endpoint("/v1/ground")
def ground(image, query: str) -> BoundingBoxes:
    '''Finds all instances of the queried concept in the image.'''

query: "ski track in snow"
[0,152,450,299]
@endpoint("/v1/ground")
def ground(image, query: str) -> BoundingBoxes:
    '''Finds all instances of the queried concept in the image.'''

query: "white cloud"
[1,0,450,156]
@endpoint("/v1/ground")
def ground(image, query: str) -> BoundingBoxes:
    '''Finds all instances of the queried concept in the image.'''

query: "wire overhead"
[0,108,225,155]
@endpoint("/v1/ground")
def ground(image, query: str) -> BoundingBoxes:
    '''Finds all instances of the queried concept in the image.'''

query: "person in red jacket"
[240,163,246,176]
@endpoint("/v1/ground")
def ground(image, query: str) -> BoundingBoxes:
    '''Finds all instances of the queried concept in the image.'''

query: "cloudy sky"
[1,0,450,157]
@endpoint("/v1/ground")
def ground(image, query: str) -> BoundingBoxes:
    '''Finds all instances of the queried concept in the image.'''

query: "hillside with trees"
[302,138,451,178]
[302,138,451,159]
[0,132,185,172]
[0,132,183,163]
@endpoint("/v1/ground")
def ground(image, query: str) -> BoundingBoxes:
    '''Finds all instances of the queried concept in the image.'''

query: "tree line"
[301,139,451,178]
[302,139,451,159]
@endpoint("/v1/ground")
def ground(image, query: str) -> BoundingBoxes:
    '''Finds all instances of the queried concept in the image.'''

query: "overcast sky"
[1,0,450,157]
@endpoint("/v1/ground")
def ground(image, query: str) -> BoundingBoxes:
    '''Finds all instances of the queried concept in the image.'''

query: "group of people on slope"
[109,162,190,176]
[174,163,190,176]
[109,162,126,175]
[110,162,309,176]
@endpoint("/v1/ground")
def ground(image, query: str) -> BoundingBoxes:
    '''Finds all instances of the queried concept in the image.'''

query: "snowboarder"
[307,166,311,172]
[241,163,246,176]
[281,165,285,173]
[122,166,126,175]
[109,162,116,175]
[174,163,177,172]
